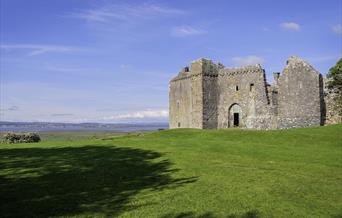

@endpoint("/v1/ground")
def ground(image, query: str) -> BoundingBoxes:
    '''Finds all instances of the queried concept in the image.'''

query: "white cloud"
[102,109,168,120]
[8,105,19,111]
[280,22,300,31]
[0,105,19,112]
[231,55,264,66]
[69,3,184,23]
[0,44,81,56]
[332,24,342,34]
[171,26,205,37]
[50,113,74,117]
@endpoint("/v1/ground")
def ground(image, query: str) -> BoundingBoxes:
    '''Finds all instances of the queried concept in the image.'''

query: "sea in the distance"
[0,121,169,132]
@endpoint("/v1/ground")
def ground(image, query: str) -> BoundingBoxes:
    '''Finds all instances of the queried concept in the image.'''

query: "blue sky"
[1,0,341,123]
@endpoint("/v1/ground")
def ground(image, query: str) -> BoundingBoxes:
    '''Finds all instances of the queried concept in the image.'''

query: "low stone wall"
[277,116,321,129]
[245,115,274,130]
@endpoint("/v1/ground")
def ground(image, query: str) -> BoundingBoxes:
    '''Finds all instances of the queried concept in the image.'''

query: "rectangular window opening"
[250,83,254,91]
[178,122,181,128]
[236,85,239,91]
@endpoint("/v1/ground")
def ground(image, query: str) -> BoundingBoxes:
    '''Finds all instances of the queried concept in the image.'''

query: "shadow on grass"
[0,145,197,217]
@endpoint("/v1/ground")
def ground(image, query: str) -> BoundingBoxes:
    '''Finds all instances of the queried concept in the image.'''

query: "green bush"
[2,132,41,144]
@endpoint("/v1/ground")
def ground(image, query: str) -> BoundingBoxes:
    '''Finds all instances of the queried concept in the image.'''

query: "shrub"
[2,132,21,144]
[23,132,41,143]
[2,132,41,144]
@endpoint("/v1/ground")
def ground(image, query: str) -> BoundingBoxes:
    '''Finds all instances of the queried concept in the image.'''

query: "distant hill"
[0,121,168,132]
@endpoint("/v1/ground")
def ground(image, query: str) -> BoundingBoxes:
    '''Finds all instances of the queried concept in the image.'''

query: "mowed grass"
[0,125,341,218]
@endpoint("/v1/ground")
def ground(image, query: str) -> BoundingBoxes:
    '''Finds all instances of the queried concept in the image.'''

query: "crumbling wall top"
[283,56,319,75]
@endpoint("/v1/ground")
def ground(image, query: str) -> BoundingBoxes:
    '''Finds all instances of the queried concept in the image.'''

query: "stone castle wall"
[217,65,274,129]
[190,59,205,129]
[169,68,192,129]
[201,60,220,129]
[169,56,335,130]
[277,57,323,128]
[324,78,342,124]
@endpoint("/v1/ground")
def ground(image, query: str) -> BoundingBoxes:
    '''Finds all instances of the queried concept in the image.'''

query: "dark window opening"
[272,91,278,105]
[250,83,254,91]
[178,122,181,127]
[233,113,239,127]
[236,85,239,91]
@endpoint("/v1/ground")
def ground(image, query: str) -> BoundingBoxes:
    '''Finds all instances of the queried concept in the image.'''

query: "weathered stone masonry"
[169,56,335,129]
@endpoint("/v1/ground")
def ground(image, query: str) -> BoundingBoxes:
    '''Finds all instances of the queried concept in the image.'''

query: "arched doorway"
[229,104,242,127]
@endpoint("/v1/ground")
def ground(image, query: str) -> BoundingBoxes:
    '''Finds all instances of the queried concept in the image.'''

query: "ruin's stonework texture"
[324,78,342,124]
[169,56,338,129]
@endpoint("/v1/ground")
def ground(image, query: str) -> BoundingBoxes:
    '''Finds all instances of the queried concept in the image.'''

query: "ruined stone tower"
[169,56,326,129]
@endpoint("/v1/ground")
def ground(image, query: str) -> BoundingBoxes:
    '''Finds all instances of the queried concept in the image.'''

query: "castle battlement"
[219,65,263,77]
[171,61,264,82]
[221,64,263,73]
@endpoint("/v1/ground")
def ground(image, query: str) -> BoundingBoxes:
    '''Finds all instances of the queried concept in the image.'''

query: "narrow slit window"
[250,83,254,91]
[236,85,239,91]
[178,122,181,127]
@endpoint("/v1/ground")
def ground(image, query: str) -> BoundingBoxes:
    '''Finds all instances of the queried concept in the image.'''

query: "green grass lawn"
[1,125,341,218]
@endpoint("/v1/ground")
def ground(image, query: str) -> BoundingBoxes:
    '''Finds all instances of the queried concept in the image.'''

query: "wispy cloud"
[68,3,184,23]
[231,55,264,66]
[0,106,19,112]
[0,44,81,56]
[8,106,19,111]
[102,109,168,120]
[280,22,300,31]
[332,24,342,34]
[171,26,205,37]
[50,113,74,117]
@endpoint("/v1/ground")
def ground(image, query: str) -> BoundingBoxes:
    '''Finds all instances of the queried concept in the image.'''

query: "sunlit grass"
[1,125,341,217]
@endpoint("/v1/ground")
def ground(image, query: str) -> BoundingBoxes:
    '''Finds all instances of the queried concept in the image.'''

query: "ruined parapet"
[277,56,323,128]
[170,67,190,82]
[219,64,264,76]
[218,62,225,69]
[191,58,220,76]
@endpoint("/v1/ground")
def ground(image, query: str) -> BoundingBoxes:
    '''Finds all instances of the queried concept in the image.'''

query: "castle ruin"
[169,56,330,129]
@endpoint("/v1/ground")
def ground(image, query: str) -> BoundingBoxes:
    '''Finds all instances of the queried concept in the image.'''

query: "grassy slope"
[0,125,341,217]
